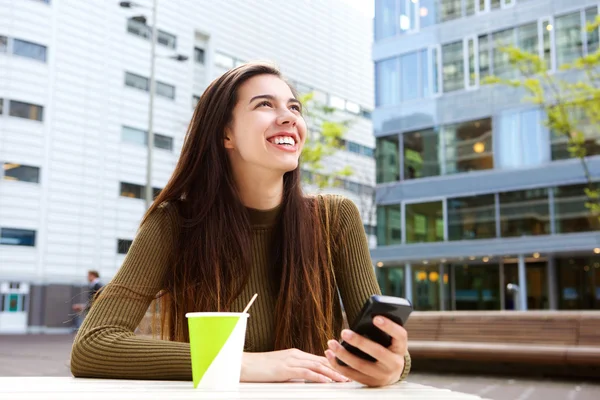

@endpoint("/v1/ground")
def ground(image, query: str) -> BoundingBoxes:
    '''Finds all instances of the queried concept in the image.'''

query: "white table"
[0,377,487,400]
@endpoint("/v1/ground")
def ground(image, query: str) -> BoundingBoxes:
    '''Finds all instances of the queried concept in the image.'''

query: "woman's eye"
[257,100,272,107]
[290,105,301,112]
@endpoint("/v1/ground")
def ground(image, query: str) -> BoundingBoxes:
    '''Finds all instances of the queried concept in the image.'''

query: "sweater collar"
[246,203,282,228]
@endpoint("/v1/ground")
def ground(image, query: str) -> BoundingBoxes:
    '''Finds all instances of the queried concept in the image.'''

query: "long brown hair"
[145,62,337,354]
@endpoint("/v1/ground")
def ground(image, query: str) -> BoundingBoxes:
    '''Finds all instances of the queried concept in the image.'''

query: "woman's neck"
[233,170,284,210]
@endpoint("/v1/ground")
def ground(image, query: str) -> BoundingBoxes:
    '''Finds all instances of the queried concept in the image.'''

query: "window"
[453,263,500,310]
[555,12,584,67]
[586,7,599,54]
[403,127,441,180]
[127,18,150,39]
[440,0,462,22]
[375,57,400,106]
[154,134,173,151]
[375,0,398,39]
[447,194,496,240]
[194,47,205,64]
[556,256,600,310]
[122,126,173,151]
[412,264,443,311]
[126,18,177,49]
[442,41,464,92]
[492,28,516,79]
[499,188,550,237]
[120,182,144,199]
[466,0,476,16]
[518,22,539,55]
[345,101,360,114]
[8,100,43,121]
[0,99,3,114]
[348,142,361,154]
[478,34,491,80]
[405,201,444,243]
[541,18,554,71]
[215,52,234,69]
[377,266,405,298]
[3,163,40,183]
[120,182,161,200]
[554,184,600,234]
[329,96,346,110]
[376,135,400,183]
[550,104,600,160]
[0,228,36,246]
[387,49,430,102]
[0,36,7,53]
[117,239,133,254]
[419,0,437,29]
[466,37,477,87]
[12,39,47,62]
[399,0,417,32]
[125,72,149,91]
[122,126,146,145]
[364,224,376,236]
[156,82,175,99]
[431,46,441,95]
[377,204,402,246]
[496,108,549,169]
[401,52,419,101]
[444,117,493,174]
[157,31,176,49]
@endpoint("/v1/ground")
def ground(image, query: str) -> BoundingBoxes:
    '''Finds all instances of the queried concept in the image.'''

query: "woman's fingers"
[294,359,349,382]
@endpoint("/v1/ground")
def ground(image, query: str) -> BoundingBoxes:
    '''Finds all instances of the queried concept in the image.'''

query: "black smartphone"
[336,294,412,367]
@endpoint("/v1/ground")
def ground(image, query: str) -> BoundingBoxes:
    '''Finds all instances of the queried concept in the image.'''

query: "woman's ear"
[224,127,234,149]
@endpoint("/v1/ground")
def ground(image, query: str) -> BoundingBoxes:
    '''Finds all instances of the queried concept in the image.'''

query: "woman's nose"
[276,108,297,126]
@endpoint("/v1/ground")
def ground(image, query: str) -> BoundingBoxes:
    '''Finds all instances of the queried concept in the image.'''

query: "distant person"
[70,62,410,387]
[72,270,103,330]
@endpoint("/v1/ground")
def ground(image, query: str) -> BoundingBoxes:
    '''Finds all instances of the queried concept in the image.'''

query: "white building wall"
[0,0,375,294]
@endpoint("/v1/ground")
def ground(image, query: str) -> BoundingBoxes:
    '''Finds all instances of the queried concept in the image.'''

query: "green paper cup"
[185,312,249,390]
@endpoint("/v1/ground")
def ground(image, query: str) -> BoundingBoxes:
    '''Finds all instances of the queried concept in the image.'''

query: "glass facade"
[376,266,405,298]
[443,118,493,174]
[447,194,496,240]
[554,184,600,234]
[376,135,400,183]
[405,201,444,243]
[373,2,600,311]
[453,263,500,310]
[376,183,600,244]
[377,205,402,246]
[499,188,550,237]
[376,258,600,311]
[557,257,600,310]
[412,264,445,311]
[403,128,441,179]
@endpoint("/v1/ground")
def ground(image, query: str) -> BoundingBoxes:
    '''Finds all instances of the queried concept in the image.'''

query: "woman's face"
[224,74,307,175]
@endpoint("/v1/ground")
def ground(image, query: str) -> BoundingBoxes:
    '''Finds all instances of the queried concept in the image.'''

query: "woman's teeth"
[271,136,296,146]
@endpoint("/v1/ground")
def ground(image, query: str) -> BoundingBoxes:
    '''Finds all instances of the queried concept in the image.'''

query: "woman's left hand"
[324,316,408,387]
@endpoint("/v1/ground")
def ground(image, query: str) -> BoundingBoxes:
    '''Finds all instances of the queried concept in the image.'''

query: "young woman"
[70,62,411,387]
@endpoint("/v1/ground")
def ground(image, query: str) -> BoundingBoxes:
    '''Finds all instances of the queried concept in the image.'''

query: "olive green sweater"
[70,195,411,382]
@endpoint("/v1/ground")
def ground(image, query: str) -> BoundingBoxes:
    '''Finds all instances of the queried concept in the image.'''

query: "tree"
[482,15,600,220]
[299,92,354,190]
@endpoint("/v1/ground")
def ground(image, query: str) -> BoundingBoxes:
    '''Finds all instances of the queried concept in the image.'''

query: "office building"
[371,0,600,311]
[0,0,375,333]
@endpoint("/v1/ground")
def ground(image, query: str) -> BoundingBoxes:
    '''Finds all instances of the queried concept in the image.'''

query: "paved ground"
[1,334,599,399]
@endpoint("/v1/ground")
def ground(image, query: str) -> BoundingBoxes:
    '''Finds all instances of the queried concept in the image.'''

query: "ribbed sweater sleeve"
[330,196,411,381]
[70,205,193,380]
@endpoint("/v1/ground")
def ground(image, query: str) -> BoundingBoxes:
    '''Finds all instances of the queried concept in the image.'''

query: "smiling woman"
[70,62,411,387]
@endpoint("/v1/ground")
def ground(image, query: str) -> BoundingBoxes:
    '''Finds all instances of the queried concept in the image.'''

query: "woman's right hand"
[240,349,350,383]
